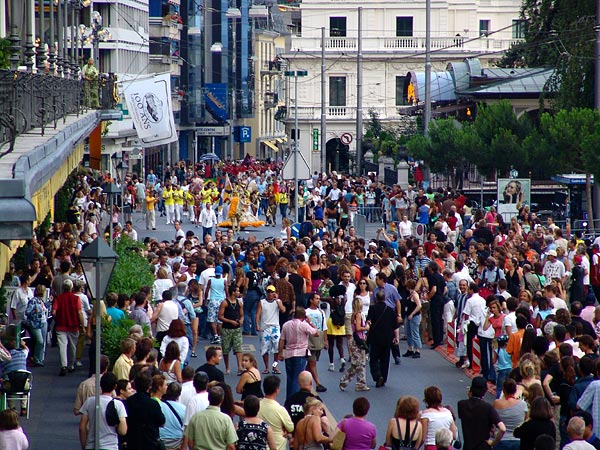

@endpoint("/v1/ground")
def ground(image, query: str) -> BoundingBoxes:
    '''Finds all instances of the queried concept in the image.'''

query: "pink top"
[0,428,29,450]
[281,318,315,358]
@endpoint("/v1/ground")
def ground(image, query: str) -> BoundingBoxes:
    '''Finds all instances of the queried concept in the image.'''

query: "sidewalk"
[20,342,90,450]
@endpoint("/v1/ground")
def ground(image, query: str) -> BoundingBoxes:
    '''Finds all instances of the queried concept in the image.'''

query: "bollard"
[471,336,481,374]
[446,320,456,355]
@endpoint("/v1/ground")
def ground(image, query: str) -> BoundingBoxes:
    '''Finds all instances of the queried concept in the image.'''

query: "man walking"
[52,279,85,376]
[199,201,218,240]
[278,307,319,400]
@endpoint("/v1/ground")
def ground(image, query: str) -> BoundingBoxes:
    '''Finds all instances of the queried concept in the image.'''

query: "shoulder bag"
[330,419,346,450]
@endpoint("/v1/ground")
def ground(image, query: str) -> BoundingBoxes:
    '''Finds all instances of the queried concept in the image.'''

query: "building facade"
[283,0,523,174]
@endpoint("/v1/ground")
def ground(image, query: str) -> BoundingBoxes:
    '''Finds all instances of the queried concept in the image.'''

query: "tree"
[539,108,600,232]
[498,0,595,109]
[107,236,155,296]
[469,101,529,177]
[407,118,480,188]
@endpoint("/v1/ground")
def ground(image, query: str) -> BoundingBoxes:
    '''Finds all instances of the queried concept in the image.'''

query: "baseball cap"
[547,249,557,257]
[266,285,276,292]
[215,266,223,275]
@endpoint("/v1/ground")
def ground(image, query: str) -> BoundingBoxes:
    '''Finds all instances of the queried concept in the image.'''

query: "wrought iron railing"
[0,70,82,160]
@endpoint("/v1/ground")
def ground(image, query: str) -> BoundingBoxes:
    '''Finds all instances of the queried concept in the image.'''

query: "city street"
[22,208,480,449]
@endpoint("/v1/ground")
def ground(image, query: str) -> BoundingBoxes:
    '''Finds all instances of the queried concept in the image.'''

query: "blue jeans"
[327,218,337,233]
[197,308,208,338]
[202,226,213,240]
[185,324,193,366]
[285,356,307,400]
[479,336,496,382]
[495,440,520,450]
[406,314,422,349]
[496,368,511,398]
[298,206,305,223]
[280,204,287,218]
[243,290,260,335]
[259,199,268,217]
[30,323,47,364]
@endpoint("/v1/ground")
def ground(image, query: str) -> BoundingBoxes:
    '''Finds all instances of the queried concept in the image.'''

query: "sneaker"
[328,363,335,372]
[339,358,346,373]
[394,356,401,365]
[316,384,327,392]
[402,350,414,357]
[210,336,222,344]
[412,352,421,359]
[355,385,371,392]
[59,367,68,376]
[75,360,83,367]
[461,361,470,369]
[339,383,346,392]
[68,366,76,373]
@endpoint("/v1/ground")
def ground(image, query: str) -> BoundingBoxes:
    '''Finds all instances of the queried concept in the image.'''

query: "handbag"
[353,331,369,352]
[330,419,347,450]
[308,310,325,351]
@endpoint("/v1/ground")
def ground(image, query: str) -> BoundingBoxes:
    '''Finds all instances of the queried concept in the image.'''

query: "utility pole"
[424,0,431,135]
[321,26,326,173]
[356,6,363,176]
[294,70,299,222]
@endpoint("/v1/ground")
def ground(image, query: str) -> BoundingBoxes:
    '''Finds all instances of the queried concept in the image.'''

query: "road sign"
[312,128,319,152]
[234,126,252,143]
[196,125,231,136]
[340,132,353,145]
[282,151,311,180]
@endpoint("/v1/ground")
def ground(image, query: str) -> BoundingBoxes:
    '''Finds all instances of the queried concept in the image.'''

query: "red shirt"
[423,241,437,258]
[53,292,82,332]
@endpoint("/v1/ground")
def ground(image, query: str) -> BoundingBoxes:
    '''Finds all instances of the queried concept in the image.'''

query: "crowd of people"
[4,159,600,450]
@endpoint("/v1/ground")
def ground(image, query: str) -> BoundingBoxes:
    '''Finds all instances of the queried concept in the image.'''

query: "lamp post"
[284,69,307,223]
[79,237,117,450]
[101,182,120,248]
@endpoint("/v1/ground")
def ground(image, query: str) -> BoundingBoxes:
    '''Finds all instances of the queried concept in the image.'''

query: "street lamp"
[284,69,308,222]
[79,237,117,450]
[101,181,120,248]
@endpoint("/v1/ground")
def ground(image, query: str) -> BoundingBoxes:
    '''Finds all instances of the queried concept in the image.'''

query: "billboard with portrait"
[497,178,531,220]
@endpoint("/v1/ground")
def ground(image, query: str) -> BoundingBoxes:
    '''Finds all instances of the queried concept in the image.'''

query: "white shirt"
[549,296,568,312]
[341,282,356,314]
[463,294,486,326]
[328,188,342,201]
[184,391,209,426]
[399,220,412,237]
[179,380,195,408]
[199,208,218,228]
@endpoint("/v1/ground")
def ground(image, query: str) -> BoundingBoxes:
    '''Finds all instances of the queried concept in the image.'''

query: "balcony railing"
[292,105,413,121]
[0,70,117,160]
[291,35,524,53]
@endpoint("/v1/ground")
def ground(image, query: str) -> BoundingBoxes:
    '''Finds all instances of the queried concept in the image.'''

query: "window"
[396,17,413,37]
[479,19,490,37]
[512,19,526,39]
[329,77,346,106]
[330,17,347,37]
[396,76,408,106]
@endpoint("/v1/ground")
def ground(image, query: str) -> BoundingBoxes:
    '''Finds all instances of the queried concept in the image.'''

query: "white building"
[93,0,150,172]
[282,0,523,174]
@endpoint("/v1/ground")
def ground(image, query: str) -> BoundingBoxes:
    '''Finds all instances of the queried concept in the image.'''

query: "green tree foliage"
[54,171,78,223]
[107,236,154,296]
[407,118,480,188]
[0,39,10,69]
[538,108,600,230]
[498,0,595,109]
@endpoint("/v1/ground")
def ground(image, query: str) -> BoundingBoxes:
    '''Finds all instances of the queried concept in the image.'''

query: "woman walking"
[339,297,370,392]
[402,279,422,358]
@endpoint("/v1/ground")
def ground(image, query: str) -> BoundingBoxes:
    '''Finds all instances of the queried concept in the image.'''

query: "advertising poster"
[497,178,531,220]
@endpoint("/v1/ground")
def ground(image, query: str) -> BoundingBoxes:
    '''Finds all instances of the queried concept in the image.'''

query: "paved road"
[22,208,480,449]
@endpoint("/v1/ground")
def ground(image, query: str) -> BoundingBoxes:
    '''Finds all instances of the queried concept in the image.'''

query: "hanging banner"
[204,83,228,122]
[121,74,178,146]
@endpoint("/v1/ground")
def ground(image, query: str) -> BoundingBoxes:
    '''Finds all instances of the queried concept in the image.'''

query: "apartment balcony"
[292,105,410,121]
[290,35,524,54]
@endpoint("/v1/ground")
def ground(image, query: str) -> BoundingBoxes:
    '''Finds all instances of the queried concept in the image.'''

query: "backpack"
[247,271,265,294]
[330,301,346,327]
[299,221,314,238]
[105,399,120,427]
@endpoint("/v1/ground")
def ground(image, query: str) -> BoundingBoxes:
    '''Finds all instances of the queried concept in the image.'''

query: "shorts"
[307,349,321,361]
[221,328,243,354]
[344,313,353,335]
[207,299,222,323]
[260,325,281,355]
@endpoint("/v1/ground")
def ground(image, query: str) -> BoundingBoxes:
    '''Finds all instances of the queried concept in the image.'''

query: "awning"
[263,140,278,151]
[275,138,284,143]
[281,136,288,142]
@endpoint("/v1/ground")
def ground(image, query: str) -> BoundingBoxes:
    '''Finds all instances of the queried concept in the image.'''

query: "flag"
[222,173,233,204]
[121,74,178,146]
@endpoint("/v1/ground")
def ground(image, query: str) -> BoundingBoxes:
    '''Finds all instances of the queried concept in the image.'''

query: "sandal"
[237,370,244,376]
[272,368,282,374]
[191,351,197,358]
[262,369,270,374]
